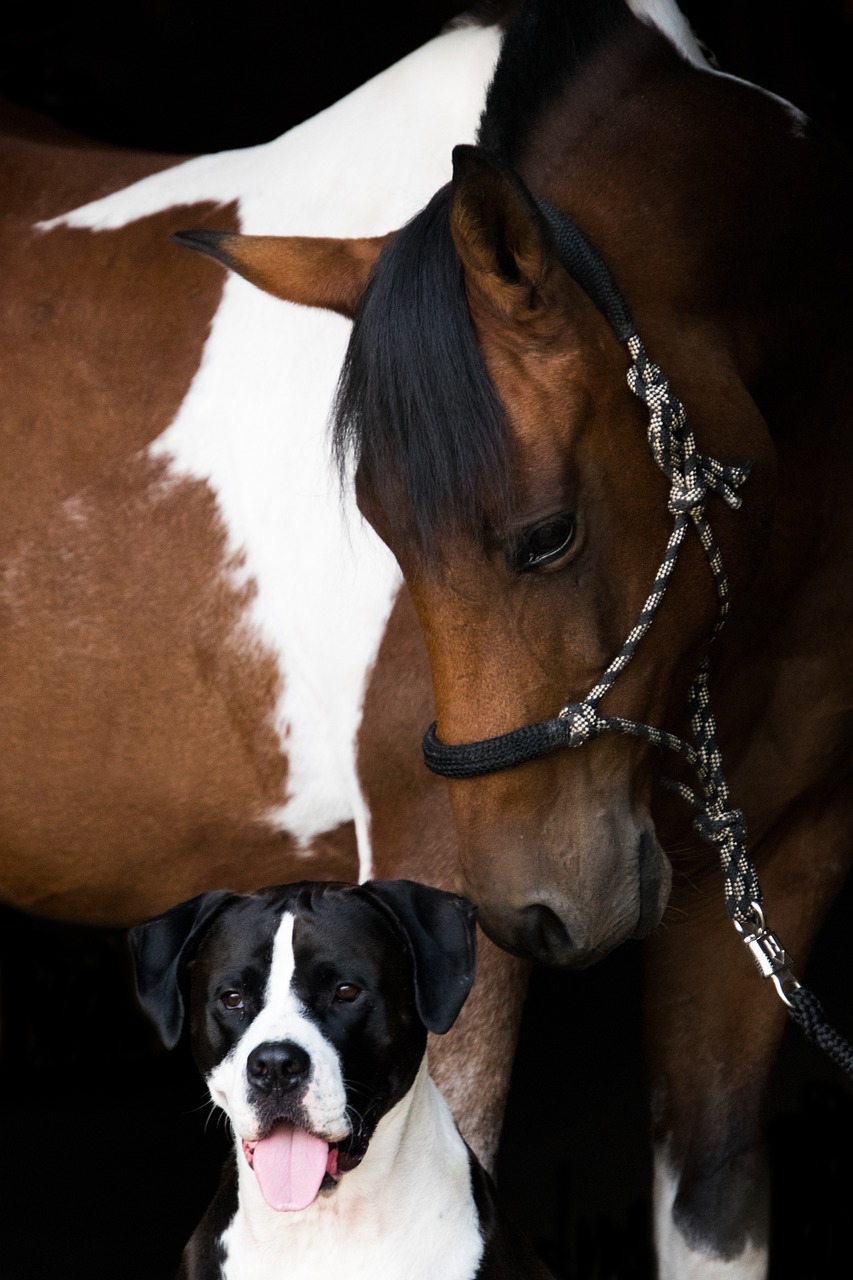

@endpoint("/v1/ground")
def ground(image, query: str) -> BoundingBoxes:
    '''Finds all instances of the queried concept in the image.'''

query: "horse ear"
[128,889,235,1049]
[449,144,561,321]
[360,879,478,1035]
[172,230,390,319]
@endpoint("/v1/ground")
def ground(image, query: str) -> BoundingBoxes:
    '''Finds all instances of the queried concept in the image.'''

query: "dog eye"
[510,514,575,573]
[334,983,361,1003]
[219,990,244,1011]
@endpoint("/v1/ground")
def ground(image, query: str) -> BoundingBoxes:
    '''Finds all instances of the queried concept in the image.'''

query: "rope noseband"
[422,195,853,1079]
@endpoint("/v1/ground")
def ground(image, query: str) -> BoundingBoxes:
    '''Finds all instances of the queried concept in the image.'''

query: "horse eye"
[512,515,575,572]
[334,982,361,1003]
[219,990,244,1011]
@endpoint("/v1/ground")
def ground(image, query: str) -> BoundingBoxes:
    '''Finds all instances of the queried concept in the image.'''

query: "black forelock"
[477,0,635,163]
[332,183,512,557]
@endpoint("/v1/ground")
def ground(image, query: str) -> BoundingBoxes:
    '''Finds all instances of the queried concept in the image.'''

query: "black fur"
[129,889,235,1049]
[176,1155,237,1280]
[359,878,478,1033]
[130,880,478,1139]
[477,0,634,162]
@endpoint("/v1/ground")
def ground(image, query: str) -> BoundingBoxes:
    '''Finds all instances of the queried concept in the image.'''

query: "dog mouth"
[242,1120,368,1212]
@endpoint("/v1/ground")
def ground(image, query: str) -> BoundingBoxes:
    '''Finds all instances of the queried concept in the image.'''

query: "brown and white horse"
[0,12,535,1167]
[185,0,853,1275]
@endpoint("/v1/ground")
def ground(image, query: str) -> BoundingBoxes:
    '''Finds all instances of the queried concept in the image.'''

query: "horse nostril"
[246,1040,311,1093]
[634,828,666,938]
[516,903,575,965]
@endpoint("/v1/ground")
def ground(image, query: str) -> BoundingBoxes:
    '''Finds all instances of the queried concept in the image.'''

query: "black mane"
[332,0,637,552]
[333,185,511,552]
[477,0,633,163]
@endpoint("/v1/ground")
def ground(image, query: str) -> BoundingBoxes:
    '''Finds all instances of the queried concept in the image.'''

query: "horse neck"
[517,35,853,410]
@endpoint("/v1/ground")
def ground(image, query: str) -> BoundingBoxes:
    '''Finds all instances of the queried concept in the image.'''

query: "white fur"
[37,24,503,876]
[222,1059,484,1280]
[626,0,709,66]
[628,0,807,131]
[654,1148,768,1280]
[206,913,350,1141]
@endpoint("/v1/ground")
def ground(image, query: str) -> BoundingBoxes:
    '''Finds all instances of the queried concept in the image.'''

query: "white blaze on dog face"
[205,911,350,1142]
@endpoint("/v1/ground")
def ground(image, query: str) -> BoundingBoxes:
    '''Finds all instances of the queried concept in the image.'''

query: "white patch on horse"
[628,0,808,131]
[654,1148,768,1280]
[36,25,502,875]
[221,1059,484,1280]
[626,0,709,66]
[206,912,349,1142]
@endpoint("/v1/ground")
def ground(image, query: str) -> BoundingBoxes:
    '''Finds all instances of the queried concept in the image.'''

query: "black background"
[1,3,852,1277]
[2,0,852,155]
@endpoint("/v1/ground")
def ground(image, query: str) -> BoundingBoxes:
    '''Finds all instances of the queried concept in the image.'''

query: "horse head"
[181,3,843,969]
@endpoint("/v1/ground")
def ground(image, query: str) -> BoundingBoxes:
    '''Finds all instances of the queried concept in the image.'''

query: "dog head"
[128,880,477,1210]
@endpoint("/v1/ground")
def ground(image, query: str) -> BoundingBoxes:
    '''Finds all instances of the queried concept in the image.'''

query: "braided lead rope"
[621,339,762,920]
[681,659,762,920]
[787,987,853,1077]
[578,513,690,712]
[563,335,747,722]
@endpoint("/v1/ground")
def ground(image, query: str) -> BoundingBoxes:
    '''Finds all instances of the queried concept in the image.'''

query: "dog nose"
[246,1040,311,1093]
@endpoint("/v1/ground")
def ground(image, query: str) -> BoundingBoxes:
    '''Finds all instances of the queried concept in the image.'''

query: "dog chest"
[217,1172,485,1280]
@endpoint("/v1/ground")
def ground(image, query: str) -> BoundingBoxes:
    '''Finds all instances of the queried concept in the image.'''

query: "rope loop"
[693,805,748,848]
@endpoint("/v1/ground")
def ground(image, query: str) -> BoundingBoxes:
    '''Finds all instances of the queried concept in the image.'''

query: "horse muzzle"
[468,827,672,968]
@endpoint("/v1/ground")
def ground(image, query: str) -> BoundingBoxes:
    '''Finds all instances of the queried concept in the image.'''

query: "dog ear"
[361,880,477,1035]
[128,890,235,1049]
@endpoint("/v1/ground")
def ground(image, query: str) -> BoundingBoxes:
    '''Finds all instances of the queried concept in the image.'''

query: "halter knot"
[557,701,600,747]
[667,481,707,514]
[626,336,751,518]
[626,338,683,410]
[693,805,747,847]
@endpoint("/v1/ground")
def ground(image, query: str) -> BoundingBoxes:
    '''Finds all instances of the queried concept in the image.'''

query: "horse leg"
[429,932,530,1171]
[358,586,529,1171]
[646,788,853,1278]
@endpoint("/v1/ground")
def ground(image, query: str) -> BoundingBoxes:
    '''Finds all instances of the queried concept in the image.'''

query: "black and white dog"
[129,879,552,1279]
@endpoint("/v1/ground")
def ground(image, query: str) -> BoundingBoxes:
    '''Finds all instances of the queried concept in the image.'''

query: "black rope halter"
[422,195,853,1080]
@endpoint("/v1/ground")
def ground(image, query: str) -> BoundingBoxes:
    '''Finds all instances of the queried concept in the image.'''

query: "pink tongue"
[250,1121,331,1211]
